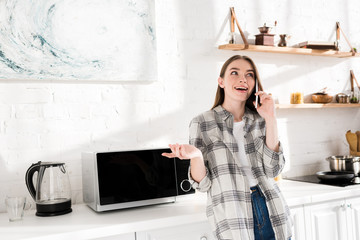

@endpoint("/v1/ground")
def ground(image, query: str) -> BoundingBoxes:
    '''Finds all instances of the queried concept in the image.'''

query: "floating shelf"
[218,44,360,58]
[276,103,360,109]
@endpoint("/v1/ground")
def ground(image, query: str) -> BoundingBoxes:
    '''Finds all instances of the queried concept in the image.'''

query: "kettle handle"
[25,161,41,200]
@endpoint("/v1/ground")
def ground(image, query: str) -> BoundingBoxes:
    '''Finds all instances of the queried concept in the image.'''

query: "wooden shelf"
[276,103,360,109]
[218,44,360,58]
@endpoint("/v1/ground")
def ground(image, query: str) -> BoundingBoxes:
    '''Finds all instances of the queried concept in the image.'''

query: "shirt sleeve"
[188,118,212,192]
[258,137,286,178]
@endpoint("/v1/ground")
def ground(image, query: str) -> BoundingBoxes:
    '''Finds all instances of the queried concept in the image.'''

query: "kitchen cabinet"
[218,44,360,58]
[290,205,306,240]
[303,197,360,240]
[347,197,360,240]
[304,198,346,240]
[136,221,215,240]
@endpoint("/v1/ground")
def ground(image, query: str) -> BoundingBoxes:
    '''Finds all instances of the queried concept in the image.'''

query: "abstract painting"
[0,0,157,81]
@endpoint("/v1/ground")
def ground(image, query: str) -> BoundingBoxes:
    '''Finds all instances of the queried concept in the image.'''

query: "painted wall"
[1,0,360,212]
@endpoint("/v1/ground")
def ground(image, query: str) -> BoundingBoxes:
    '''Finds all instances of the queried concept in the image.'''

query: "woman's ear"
[218,77,224,88]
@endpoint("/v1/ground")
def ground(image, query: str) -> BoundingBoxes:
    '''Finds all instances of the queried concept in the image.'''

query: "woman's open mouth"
[234,86,248,93]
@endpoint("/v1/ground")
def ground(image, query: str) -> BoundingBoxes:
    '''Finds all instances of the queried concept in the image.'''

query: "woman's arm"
[264,117,280,152]
[254,91,284,177]
[255,91,280,152]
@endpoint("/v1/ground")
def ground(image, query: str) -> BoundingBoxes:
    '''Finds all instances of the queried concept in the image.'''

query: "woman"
[162,55,292,240]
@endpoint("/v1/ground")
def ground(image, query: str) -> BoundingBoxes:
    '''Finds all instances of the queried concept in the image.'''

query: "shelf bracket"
[336,22,356,56]
[230,7,249,49]
[350,70,360,91]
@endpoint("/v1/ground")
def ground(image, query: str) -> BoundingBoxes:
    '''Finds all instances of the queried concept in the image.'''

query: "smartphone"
[255,81,258,109]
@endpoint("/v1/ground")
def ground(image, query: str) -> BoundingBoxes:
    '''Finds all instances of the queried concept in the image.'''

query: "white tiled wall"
[1,0,360,212]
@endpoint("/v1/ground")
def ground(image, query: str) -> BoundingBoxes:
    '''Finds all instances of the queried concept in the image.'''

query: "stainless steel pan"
[316,171,354,181]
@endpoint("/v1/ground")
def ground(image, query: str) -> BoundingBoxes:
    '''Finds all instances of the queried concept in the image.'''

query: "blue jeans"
[250,186,276,240]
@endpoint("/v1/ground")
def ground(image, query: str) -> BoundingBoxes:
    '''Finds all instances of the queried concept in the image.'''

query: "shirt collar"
[213,105,231,121]
[213,105,255,122]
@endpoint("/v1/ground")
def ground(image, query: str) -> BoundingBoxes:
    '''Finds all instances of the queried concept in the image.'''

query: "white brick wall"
[1,0,360,212]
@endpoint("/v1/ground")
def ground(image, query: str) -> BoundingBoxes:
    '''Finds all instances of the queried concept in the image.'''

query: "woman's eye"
[245,73,254,78]
[230,71,238,75]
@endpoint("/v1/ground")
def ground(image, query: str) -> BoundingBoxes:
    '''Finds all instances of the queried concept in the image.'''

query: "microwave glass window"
[96,149,177,205]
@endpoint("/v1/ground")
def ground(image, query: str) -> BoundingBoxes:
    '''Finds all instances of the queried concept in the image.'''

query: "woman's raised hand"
[254,91,276,120]
[162,144,202,160]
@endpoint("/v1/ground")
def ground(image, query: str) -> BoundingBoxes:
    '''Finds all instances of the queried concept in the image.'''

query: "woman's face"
[218,59,256,104]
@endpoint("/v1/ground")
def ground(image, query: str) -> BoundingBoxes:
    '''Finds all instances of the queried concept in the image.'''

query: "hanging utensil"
[346,130,358,152]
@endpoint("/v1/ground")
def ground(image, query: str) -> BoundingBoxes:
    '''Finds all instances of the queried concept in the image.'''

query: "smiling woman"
[0,0,157,81]
[213,55,264,113]
[162,55,292,239]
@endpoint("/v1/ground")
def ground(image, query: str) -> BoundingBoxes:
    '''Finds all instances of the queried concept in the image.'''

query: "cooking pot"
[326,155,360,172]
[326,155,360,183]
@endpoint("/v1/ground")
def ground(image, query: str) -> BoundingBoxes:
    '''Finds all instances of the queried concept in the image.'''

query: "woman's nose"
[239,73,247,82]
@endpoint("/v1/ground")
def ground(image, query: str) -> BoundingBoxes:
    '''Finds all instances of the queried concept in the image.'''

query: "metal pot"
[326,156,360,183]
[326,155,360,172]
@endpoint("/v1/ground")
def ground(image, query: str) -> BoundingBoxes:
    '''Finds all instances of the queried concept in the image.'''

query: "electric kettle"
[25,161,72,216]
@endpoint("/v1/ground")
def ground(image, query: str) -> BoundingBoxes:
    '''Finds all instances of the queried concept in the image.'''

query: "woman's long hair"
[211,55,263,112]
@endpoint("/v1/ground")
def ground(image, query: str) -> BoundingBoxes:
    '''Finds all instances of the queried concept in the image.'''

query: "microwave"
[82,148,195,212]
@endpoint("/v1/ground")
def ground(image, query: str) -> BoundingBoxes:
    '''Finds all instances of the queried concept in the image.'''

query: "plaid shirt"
[189,105,292,240]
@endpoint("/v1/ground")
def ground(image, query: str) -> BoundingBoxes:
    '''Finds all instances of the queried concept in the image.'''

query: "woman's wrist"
[191,150,204,162]
[264,116,277,124]
[190,150,206,183]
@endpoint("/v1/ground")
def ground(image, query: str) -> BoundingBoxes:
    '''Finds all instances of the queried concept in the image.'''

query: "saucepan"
[325,155,360,183]
[326,155,360,172]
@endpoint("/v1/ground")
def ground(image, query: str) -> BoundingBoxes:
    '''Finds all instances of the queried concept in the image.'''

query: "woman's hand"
[162,144,206,183]
[162,144,202,160]
[254,91,276,121]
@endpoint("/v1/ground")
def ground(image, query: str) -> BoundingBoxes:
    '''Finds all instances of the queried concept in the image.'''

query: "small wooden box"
[255,33,275,46]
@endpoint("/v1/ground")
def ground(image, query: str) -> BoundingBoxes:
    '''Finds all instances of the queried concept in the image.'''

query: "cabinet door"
[290,205,306,240]
[346,197,360,240]
[136,221,215,240]
[304,199,347,240]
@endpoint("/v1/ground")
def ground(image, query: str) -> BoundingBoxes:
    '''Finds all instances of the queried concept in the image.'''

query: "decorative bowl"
[312,93,333,103]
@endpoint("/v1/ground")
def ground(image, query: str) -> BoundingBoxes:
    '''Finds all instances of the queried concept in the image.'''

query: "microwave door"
[175,158,195,195]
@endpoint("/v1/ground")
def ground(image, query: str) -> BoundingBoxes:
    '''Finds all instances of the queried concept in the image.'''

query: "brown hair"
[211,55,263,112]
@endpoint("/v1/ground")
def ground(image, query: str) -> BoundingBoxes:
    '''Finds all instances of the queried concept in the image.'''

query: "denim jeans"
[250,185,276,240]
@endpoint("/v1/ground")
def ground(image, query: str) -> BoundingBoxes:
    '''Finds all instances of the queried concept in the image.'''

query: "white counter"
[278,180,360,206]
[2,180,360,240]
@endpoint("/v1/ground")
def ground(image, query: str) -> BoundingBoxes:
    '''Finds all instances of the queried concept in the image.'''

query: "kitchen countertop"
[2,180,360,240]
[277,179,360,206]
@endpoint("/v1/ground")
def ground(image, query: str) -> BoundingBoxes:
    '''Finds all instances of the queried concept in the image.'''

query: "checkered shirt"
[188,105,292,240]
